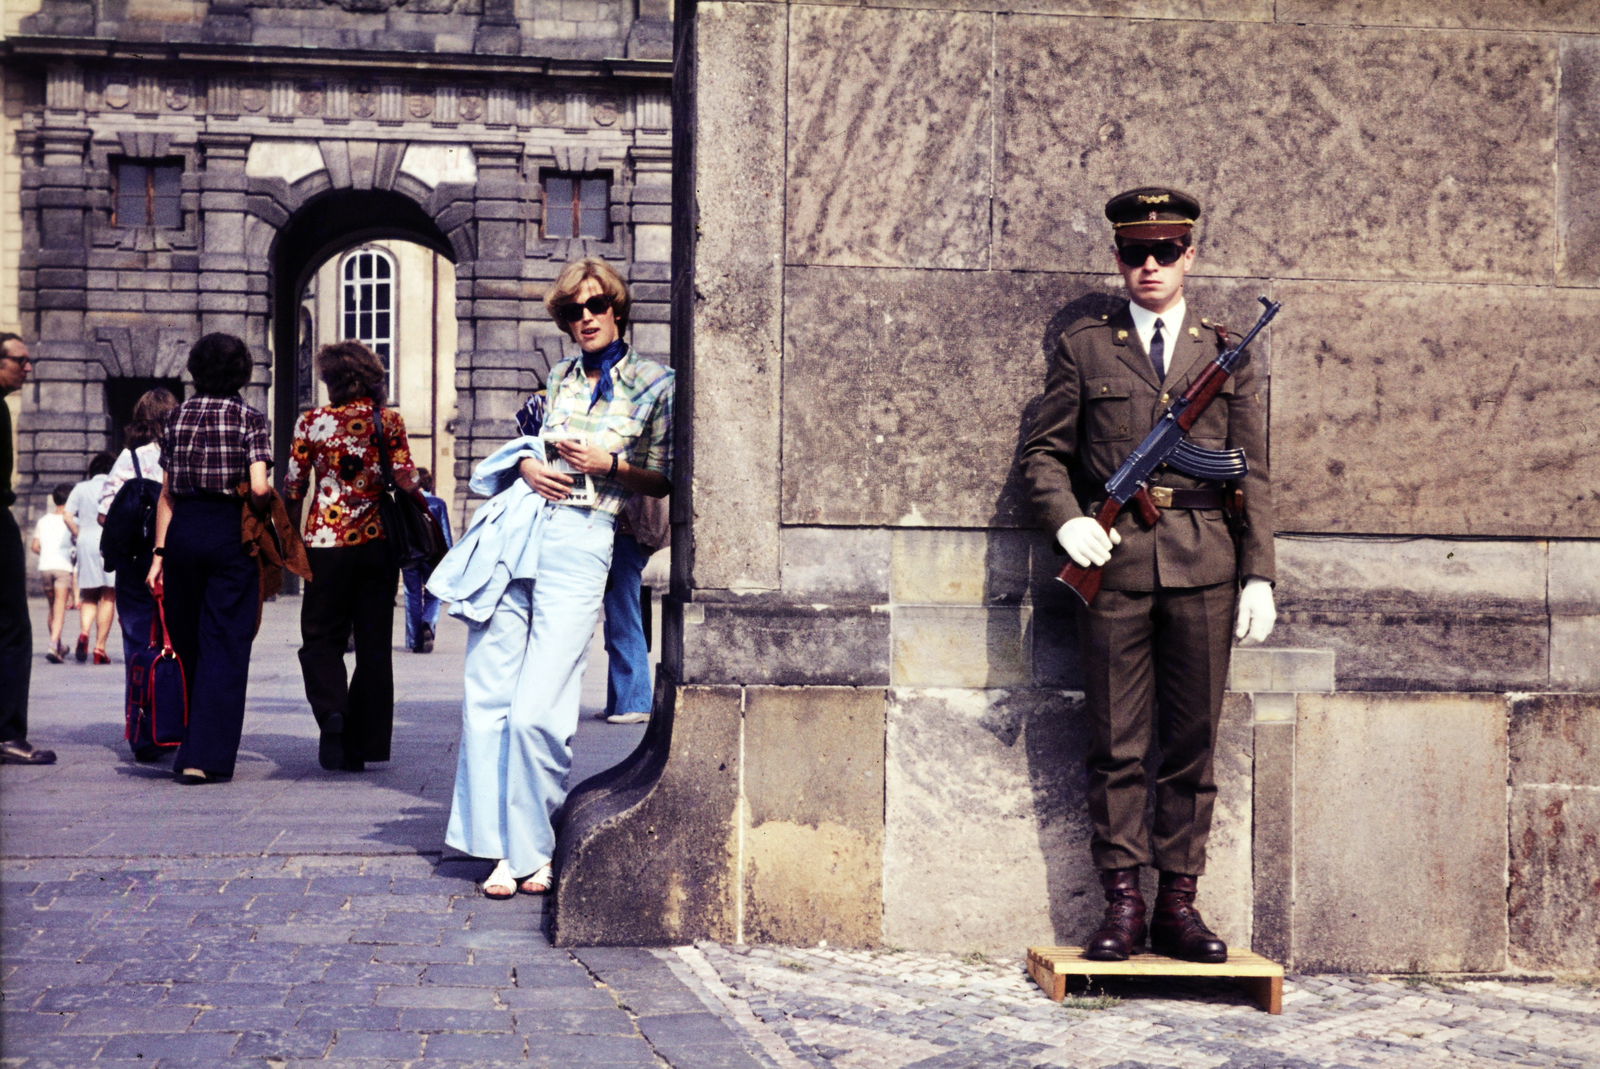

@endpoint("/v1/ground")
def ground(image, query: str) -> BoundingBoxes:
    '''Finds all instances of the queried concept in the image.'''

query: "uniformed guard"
[1020,187,1277,963]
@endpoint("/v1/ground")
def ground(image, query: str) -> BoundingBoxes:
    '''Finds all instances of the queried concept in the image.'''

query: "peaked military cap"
[1105,187,1201,241]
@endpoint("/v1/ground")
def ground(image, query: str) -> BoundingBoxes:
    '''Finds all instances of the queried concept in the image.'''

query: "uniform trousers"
[602,531,653,717]
[300,542,398,763]
[162,495,260,778]
[445,505,614,876]
[0,508,32,743]
[1079,581,1236,876]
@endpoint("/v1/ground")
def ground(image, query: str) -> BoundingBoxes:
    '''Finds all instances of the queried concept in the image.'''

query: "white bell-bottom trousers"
[444,505,615,876]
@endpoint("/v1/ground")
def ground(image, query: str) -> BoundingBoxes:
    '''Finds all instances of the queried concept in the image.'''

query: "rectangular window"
[113,158,183,228]
[541,171,610,240]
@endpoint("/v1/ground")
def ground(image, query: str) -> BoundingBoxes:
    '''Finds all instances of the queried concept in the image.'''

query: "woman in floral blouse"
[285,340,418,773]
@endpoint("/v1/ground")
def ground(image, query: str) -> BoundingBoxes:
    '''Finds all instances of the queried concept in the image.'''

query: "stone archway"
[265,186,458,488]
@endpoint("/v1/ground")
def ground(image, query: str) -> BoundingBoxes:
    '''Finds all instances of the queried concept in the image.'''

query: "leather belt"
[1147,487,1224,510]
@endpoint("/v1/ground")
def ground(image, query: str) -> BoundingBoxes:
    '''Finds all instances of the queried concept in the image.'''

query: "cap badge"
[1136,193,1170,205]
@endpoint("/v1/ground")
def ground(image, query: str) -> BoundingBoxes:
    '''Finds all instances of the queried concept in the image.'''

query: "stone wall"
[1,17,671,535]
[555,0,1600,973]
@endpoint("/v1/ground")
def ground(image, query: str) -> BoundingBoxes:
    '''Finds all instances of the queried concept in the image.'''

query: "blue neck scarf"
[581,338,627,409]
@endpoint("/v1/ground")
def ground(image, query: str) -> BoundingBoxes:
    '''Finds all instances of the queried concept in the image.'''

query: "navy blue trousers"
[162,496,259,778]
[116,554,155,662]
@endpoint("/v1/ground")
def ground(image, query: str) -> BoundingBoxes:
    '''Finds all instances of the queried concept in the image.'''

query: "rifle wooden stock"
[1175,361,1231,432]
[1056,497,1126,606]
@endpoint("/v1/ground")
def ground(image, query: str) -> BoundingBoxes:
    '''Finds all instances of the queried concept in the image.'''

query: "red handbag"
[125,594,188,760]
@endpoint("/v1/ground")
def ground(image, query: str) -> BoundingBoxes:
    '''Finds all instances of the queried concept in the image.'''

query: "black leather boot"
[1150,872,1227,963]
[1084,867,1146,961]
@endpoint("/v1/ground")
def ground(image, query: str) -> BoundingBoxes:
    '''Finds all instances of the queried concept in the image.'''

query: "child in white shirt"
[30,484,76,663]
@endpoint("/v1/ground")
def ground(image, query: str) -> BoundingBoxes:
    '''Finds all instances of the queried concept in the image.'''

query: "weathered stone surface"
[1550,616,1600,692]
[1275,536,1548,613]
[883,687,1094,954]
[782,267,1276,529]
[1271,282,1600,538]
[1293,693,1508,973]
[1510,694,1600,788]
[742,687,886,947]
[797,0,1274,18]
[553,684,741,946]
[780,526,891,602]
[689,1,787,592]
[1252,719,1293,963]
[1198,691,1254,951]
[1548,540,1600,615]
[997,20,1556,285]
[786,6,991,270]
[883,686,1252,955]
[1228,647,1335,694]
[1271,611,1546,692]
[1282,0,1600,33]
[1560,38,1600,286]
[890,529,1028,606]
[891,606,1030,688]
[681,602,891,686]
[1509,786,1600,971]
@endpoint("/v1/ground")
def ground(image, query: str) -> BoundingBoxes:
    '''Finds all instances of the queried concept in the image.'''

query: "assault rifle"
[1057,295,1282,606]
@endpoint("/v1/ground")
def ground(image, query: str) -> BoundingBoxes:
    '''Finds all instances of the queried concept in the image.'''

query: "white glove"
[1057,516,1121,568]
[1234,577,1276,646]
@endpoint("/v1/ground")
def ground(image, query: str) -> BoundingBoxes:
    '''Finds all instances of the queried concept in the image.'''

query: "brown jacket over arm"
[1019,303,1274,591]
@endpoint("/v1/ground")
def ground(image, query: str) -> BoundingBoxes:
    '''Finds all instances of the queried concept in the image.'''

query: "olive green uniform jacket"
[1020,302,1275,590]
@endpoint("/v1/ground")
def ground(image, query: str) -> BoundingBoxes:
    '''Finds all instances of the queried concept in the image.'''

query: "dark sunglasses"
[1116,241,1187,268]
[555,294,613,322]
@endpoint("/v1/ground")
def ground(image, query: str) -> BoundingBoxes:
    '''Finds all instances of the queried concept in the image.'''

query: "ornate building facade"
[1,0,672,532]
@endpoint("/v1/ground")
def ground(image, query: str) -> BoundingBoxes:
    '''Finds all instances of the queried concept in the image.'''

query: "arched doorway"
[269,188,458,507]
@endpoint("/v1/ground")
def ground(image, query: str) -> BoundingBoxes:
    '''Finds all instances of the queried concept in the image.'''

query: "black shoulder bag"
[101,450,162,572]
[370,404,446,570]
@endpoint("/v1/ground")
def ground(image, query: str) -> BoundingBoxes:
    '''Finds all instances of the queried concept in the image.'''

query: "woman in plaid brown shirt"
[146,333,273,786]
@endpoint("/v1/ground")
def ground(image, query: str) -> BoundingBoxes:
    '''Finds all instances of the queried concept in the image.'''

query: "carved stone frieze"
[351,81,378,119]
[458,89,485,123]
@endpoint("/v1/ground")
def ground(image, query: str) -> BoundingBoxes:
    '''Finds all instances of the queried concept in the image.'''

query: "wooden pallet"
[1026,946,1284,1014]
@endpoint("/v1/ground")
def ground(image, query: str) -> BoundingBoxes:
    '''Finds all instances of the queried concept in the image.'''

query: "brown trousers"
[1079,582,1236,875]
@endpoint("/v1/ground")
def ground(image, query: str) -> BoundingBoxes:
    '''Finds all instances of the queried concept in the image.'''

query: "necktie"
[1149,318,1166,380]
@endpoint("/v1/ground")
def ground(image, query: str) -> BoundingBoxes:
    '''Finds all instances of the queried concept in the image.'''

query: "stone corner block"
[891,605,1031,688]
[1228,647,1335,694]
[1291,693,1508,973]
[1509,693,1600,788]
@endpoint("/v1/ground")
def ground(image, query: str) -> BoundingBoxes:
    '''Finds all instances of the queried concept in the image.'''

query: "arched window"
[341,248,396,390]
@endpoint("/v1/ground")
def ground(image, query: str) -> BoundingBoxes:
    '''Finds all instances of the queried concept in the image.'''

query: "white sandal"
[481,859,517,900]
[519,863,553,895]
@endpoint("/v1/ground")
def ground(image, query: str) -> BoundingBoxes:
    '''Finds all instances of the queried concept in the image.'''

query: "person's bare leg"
[94,593,115,652]
[77,590,96,642]
[46,583,66,651]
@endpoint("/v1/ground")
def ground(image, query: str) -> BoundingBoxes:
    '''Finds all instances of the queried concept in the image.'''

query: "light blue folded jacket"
[424,436,556,624]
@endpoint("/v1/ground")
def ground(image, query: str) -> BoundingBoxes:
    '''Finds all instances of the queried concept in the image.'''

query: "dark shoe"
[419,624,434,654]
[318,713,345,771]
[175,767,221,785]
[132,744,165,763]
[45,647,63,664]
[1084,867,1146,961]
[0,739,57,765]
[74,635,89,662]
[340,754,365,772]
[1150,872,1227,963]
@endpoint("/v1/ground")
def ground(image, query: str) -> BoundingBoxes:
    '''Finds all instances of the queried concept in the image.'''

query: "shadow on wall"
[987,287,1134,942]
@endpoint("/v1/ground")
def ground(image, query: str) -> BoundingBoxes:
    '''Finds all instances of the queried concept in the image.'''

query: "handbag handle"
[152,591,175,659]
[369,400,397,493]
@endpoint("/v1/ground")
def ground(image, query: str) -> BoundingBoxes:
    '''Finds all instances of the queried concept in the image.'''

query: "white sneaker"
[605,711,649,725]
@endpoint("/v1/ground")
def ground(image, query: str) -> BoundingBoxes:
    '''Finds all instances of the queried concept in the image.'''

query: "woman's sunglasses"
[556,294,613,322]
[1116,241,1188,268]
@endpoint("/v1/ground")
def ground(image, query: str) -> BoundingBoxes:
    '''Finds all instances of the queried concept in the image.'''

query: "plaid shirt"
[542,347,674,516]
[160,395,272,496]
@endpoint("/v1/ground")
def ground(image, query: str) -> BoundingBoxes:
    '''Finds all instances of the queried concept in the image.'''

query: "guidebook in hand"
[541,432,597,507]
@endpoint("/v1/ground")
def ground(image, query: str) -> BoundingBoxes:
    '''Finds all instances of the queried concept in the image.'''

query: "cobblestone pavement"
[5,596,1599,1068]
[671,944,1600,1069]
[0,595,769,1068]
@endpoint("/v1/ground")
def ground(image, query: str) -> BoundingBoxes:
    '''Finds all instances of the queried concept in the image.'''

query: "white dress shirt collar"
[1127,297,1186,377]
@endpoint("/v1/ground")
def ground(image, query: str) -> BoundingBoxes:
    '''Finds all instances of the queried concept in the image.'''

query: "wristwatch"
[607,453,619,479]
[153,547,166,557]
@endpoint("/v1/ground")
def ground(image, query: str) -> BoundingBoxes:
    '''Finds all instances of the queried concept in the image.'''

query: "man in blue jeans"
[601,492,668,724]
[404,468,454,653]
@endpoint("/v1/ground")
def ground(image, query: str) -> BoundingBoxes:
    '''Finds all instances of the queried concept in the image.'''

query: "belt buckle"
[1148,486,1173,508]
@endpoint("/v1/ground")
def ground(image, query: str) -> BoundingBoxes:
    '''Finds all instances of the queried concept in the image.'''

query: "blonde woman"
[430,258,674,899]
